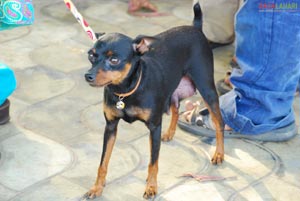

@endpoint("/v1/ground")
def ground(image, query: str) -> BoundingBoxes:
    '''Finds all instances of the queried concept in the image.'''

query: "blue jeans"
[0,63,16,106]
[220,0,300,134]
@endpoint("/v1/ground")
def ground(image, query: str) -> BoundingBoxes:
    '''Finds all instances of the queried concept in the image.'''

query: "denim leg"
[220,0,300,134]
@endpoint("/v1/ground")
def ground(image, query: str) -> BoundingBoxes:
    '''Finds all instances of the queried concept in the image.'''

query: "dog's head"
[85,33,156,87]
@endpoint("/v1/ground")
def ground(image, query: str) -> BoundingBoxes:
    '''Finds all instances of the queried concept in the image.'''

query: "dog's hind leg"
[189,57,225,165]
[203,98,224,165]
[162,103,179,142]
[197,88,224,164]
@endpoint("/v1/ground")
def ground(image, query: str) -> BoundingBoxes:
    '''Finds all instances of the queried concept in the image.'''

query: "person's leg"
[221,0,300,134]
[200,0,240,45]
[179,0,300,140]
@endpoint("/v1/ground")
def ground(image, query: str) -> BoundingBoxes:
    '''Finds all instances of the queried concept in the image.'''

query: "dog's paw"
[211,151,224,165]
[83,185,104,200]
[161,131,175,142]
[143,183,157,199]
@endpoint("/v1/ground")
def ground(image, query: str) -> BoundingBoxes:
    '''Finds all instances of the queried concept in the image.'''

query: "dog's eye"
[109,57,120,66]
[89,53,98,63]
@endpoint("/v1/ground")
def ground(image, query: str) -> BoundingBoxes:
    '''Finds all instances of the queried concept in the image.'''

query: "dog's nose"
[85,73,96,82]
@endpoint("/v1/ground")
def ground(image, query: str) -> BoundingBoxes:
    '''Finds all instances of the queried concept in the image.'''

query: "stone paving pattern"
[0,0,299,200]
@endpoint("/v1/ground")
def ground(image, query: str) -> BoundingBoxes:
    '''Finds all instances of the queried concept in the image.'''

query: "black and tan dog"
[84,2,224,199]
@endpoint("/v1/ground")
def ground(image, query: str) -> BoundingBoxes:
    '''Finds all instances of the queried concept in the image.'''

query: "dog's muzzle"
[85,72,96,83]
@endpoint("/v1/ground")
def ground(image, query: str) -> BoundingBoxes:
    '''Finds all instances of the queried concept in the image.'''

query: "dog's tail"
[193,0,202,30]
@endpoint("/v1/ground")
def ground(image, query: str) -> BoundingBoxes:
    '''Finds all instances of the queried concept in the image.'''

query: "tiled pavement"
[0,0,299,200]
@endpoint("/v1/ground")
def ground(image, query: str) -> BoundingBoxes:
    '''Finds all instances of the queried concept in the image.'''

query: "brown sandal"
[128,0,157,12]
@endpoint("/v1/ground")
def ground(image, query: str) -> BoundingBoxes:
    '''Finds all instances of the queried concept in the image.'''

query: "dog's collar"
[114,69,142,110]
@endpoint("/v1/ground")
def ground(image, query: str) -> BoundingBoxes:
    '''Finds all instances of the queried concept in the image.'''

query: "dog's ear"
[95,32,105,39]
[133,35,156,55]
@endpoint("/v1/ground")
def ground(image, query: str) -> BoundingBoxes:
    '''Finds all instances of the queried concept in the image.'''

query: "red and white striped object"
[64,0,97,42]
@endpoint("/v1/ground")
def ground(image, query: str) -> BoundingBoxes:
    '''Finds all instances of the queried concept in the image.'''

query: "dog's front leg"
[85,118,119,199]
[144,122,162,199]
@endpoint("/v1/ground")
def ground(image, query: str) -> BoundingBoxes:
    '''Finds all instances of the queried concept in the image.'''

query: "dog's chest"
[122,106,151,123]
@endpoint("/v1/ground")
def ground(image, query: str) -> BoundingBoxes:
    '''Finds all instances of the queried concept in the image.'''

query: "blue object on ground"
[0,63,17,105]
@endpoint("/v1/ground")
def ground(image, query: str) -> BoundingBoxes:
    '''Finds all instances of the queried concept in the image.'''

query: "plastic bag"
[0,0,34,31]
[0,63,17,106]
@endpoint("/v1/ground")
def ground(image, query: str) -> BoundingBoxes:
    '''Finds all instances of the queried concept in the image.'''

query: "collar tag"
[116,96,125,110]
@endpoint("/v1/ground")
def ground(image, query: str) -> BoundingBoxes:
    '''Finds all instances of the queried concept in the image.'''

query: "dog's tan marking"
[87,135,117,198]
[97,135,116,183]
[162,103,179,141]
[144,137,158,199]
[204,101,224,165]
[126,106,151,121]
[103,103,123,121]
[95,63,132,86]
[106,50,113,57]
